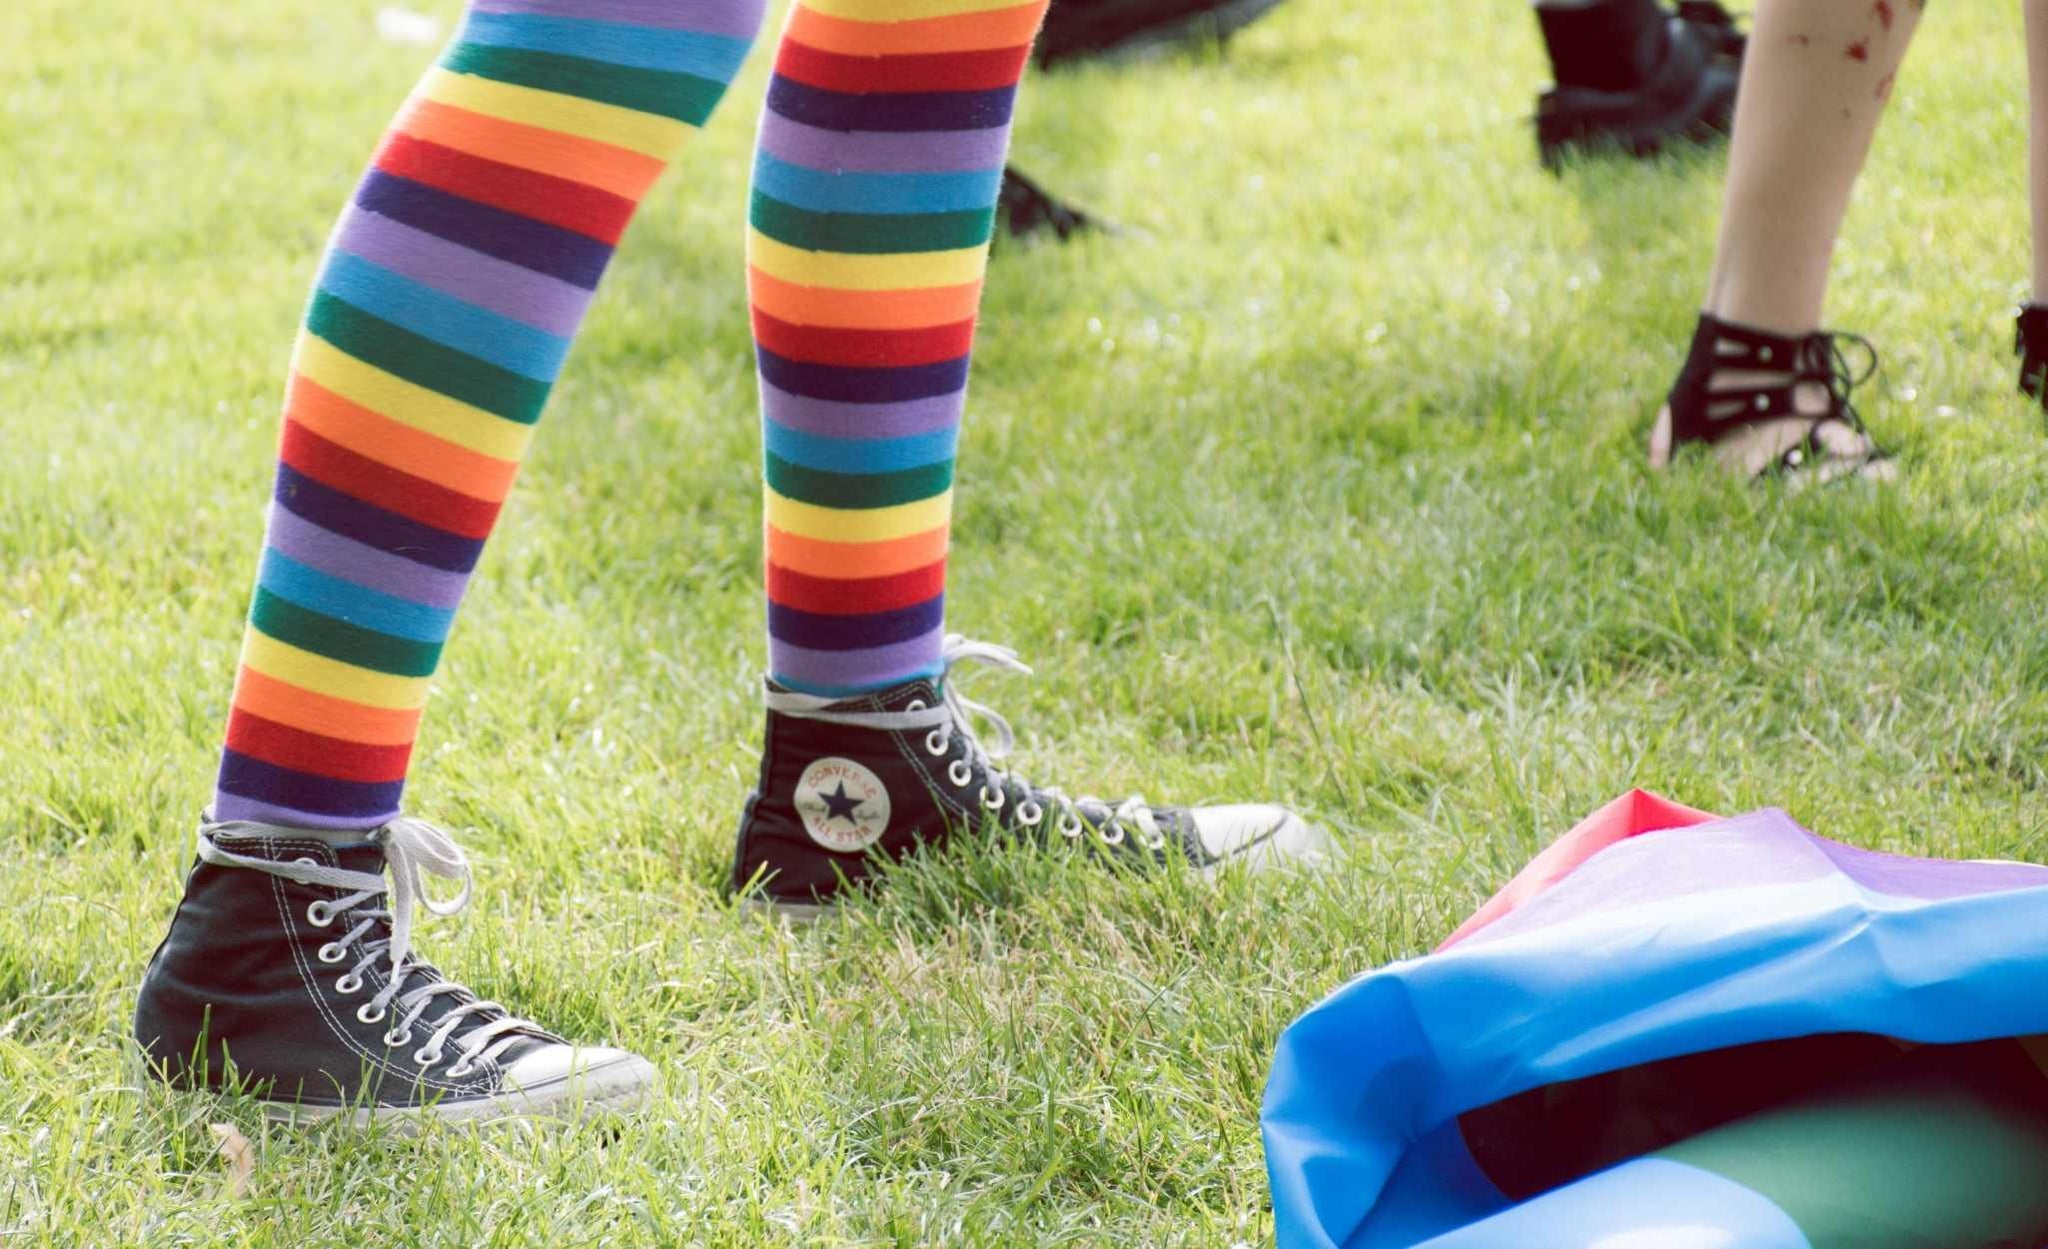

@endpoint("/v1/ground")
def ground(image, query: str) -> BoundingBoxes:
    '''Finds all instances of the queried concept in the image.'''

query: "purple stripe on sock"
[760,380,965,440]
[757,114,1010,174]
[213,791,395,832]
[333,208,592,339]
[471,0,766,39]
[771,631,945,693]
[265,506,472,612]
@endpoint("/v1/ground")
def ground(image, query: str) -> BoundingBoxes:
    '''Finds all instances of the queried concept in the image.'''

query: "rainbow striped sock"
[215,0,763,830]
[750,0,1048,697]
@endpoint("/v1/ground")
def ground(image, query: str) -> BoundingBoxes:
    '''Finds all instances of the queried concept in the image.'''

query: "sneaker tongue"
[331,841,388,876]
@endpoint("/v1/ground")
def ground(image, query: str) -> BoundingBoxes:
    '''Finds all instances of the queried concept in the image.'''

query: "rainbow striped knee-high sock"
[214,0,764,830]
[749,0,1048,696]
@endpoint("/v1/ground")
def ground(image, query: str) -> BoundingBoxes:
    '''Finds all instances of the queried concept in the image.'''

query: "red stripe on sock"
[280,420,503,539]
[773,41,1034,94]
[375,132,635,244]
[767,559,948,614]
[752,310,977,369]
[225,709,415,783]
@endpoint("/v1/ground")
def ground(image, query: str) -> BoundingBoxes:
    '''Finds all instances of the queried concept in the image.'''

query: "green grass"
[5,0,2048,1243]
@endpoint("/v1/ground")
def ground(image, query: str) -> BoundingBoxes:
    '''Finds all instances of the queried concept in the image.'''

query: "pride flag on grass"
[1262,791,2048,1249]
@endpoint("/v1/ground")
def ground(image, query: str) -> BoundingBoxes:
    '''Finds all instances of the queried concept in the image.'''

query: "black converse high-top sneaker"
[732,636,1330,916]
[134,815,654,1126]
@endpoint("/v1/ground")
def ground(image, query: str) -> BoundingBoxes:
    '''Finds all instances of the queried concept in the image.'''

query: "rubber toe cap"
[1189,804,1331,871]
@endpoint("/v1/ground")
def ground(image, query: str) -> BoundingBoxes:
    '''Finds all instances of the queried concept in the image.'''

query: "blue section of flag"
[1261,805,2048,1249]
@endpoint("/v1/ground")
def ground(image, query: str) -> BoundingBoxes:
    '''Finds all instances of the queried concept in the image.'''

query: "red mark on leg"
[1845,38,1870,61]
[1873,0,1894,30]
[1876,69,1896,100]
[1788,33,1811,46]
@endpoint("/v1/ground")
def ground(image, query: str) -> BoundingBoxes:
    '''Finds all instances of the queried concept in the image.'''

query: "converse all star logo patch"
[794,757,891,853]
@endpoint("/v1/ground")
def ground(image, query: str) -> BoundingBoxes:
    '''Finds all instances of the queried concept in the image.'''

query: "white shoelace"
[763,634,1167,851]
[197,815,539,1078]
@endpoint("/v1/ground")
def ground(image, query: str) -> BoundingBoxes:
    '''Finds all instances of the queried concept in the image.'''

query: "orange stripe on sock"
[230,666,424,748]
[748,267,983,330]
[785,2,1046,54]
[285,373,521,503]
[767,523,951,579]
[395,97,668,201]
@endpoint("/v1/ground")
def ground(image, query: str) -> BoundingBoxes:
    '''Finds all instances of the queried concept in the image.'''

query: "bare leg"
[1705,0,1923,332]
[1652,0,1921,477]
[2028,0,2048,301]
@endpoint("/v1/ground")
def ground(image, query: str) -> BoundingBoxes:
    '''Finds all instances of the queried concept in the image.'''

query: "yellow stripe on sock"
[293,333,536,463]
[764,485,953,542]
[747,230,990,291]
[240,630,433,711]
[417,70,694,161]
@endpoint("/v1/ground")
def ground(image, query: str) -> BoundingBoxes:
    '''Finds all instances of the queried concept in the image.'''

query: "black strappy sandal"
[1652,313,1893,484]
[2015,304,2048,408]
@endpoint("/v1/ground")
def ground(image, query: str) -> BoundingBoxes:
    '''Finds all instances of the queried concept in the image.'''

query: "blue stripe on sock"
[274,465,485,574]
[320,250,571,381]
[356,171,613,289]
[766,77,1017,133]
[771,662,946,700]
[764,419,959,473]
[257,548,457,644]
[751,153,1003,215]
[756,346,969,404]
[768,596,946,650]
[218,751,406,821]
[456,11,753,81]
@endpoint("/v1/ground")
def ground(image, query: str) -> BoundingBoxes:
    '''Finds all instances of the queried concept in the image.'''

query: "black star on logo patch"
[819,780,865,825]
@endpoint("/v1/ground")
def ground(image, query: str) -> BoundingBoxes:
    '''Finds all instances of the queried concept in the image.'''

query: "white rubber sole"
[737,814,1333,922]
[135,1048,657,1132]
[259,1063,653,1131]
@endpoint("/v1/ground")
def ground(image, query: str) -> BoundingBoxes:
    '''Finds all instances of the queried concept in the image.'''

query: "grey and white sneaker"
[732,635,1332,916]
[134,815,654,1127]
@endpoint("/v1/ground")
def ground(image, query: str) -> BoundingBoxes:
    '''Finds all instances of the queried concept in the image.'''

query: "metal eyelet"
[305,901,335,928]
[905,698,926,712]
[335,974,363,995]
[947,760,972,787]
[1058,814,1084,839]
[979,786,1005,811]
[1753,395,1769,411]
[355,1002,386,1025]
[1757,346,1772,363]
[1099,824,1127,847]
[293,856,318,867]
[316,942,346,964]
[413,1046,444,1069]
[1018,801,1044,826]
[924,729,948,757]
[445,1059,477,1079]
[383,1027,413,1048]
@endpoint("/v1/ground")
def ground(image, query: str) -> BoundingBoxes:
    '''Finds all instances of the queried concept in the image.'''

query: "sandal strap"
[1667,314,1881,459]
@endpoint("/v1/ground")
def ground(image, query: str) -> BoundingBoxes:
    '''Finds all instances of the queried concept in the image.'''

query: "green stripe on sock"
[443,43,725,126]
[764,453,953,510]
[749,192,994,255]
[307,292,550,425]
[250,588,444,678]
